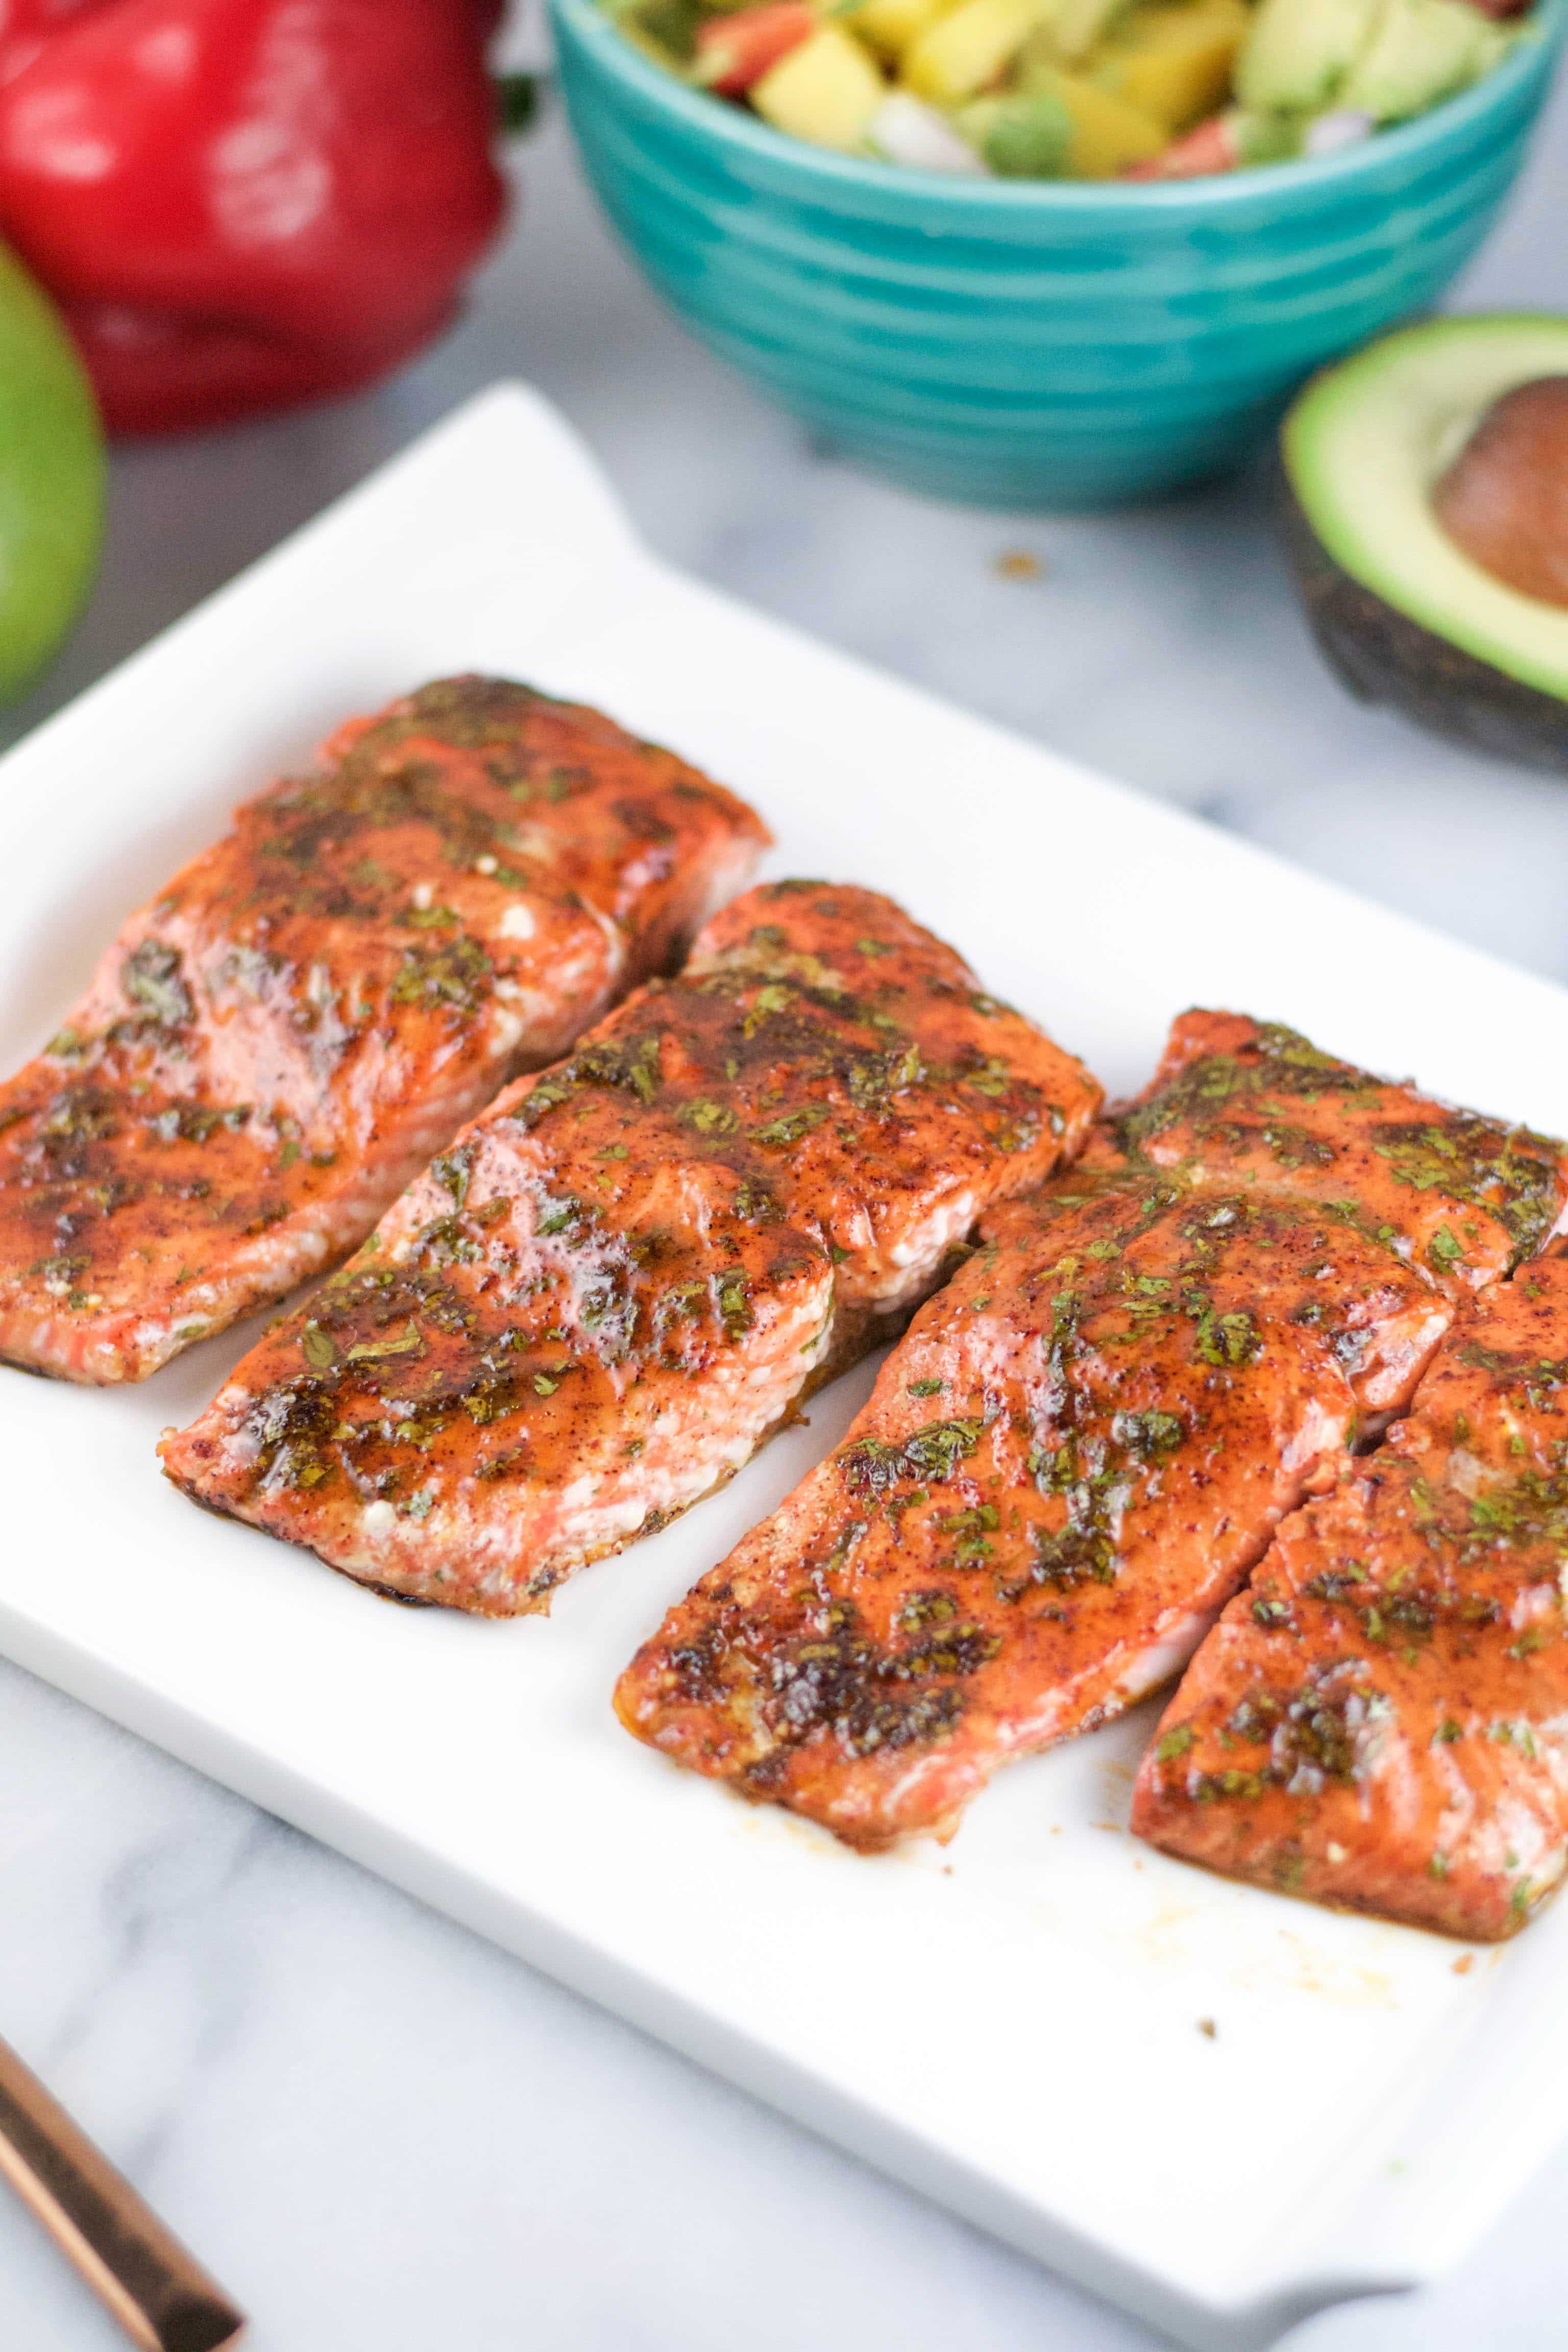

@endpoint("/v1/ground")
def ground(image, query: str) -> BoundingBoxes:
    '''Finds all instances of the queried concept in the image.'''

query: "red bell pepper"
[0,0,508,436]
[696,4,817,96]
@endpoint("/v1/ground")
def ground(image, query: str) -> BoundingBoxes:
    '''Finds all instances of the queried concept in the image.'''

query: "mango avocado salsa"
[605,0,1531,180]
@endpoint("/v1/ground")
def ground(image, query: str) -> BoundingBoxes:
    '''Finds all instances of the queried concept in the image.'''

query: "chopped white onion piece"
[867,93,990,175]
[1303,107,1374,158]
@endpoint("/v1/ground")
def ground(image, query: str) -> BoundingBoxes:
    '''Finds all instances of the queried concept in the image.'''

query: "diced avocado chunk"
[618,0,706,68]
[1233,106,1305,165]
[958,88,1075,172]
[1339,0,1507,122]
[1234,0,1383,113]
[751,22,887,146]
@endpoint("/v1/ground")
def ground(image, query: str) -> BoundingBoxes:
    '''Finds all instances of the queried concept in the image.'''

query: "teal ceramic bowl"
[551,0,1567,508]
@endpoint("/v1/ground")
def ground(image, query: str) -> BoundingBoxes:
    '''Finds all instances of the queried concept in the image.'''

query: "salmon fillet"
[1133,1257,1568,1940]
[616,1173,1451,1847]
[160,881,1100,1613]
[0,677,766,1383]
[617,1014,1568,1848]
[1091,1009,1566,1294]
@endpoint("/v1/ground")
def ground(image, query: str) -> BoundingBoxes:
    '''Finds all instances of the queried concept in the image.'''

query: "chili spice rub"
[1134,1256,1568,1941]
[617,1173,1456,1847]
[160,881,1099,1613]
[0,677,767,1385]
[1090,1008,1567,1293]
[616,1013,1568,1850]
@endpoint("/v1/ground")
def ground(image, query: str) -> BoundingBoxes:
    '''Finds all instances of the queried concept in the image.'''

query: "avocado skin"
[1281,472,1568,777]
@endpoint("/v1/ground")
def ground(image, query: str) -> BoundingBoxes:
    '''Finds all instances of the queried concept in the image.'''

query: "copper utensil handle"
[0,2032,246,2352]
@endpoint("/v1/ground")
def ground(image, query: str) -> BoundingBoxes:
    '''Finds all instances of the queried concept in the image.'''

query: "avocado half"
[1281,315,1568,775]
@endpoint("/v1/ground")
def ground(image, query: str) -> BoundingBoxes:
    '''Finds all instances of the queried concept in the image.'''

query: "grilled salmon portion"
[0,677,766,1384]
[615,1171,1453,1848]
[1092,1011,1567,1294]
[617,1015,1568,1850]
[1133,1257,1568,1940]
[160,881,1100,1613]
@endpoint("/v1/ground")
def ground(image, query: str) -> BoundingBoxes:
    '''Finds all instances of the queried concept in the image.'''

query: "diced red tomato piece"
[1124,113,1240,180]
[696,1,817,93]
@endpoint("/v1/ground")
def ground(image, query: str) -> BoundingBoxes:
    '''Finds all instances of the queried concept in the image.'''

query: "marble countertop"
[3,44,1567,2352]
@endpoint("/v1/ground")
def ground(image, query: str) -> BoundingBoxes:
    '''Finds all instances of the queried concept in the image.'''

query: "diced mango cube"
[902,0,1050,102]
[752,22,888,146]
[1048,0,1133,61]
[1090,0,1252,134]
[1020,62,1167,172]
[846,0,957,64]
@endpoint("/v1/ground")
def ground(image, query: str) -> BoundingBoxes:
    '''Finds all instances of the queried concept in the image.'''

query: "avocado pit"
[1431,377,1568,611]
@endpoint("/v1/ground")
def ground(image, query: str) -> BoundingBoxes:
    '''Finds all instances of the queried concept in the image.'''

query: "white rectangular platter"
[4,384,1568,2352]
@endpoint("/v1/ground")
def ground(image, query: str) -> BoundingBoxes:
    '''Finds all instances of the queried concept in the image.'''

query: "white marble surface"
[2,45,1567,2352]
